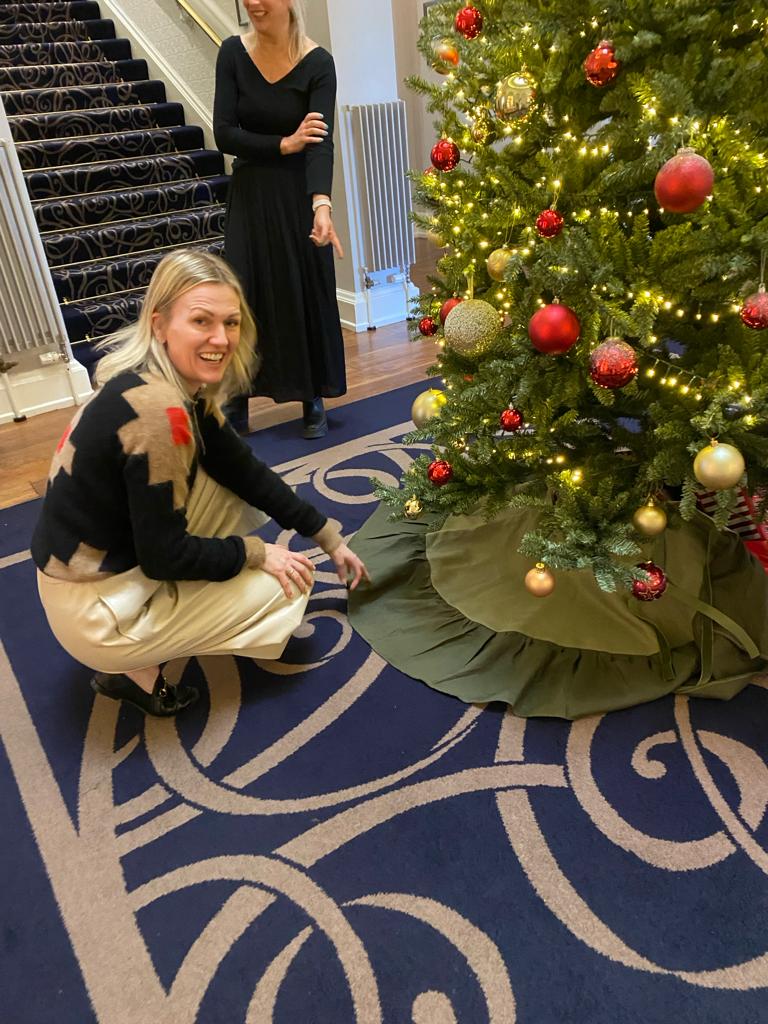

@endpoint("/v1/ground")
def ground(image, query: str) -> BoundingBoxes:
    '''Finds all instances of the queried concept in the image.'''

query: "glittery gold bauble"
[471,107,497,144]
[632,501,668,537]
[404,497,423,518]
[486,247,512,282]
[524,563,555,597]
[693,440,745,490]
[411,388,447,429]
[432,38,460,73]
[444,299,502,358]
[495,71,535,123]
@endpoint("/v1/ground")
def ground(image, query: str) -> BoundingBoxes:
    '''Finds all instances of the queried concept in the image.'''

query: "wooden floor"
[0,243,439,509]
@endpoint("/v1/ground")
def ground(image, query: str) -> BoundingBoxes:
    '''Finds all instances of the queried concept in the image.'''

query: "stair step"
[9,101,185,142]
[24,148,225,199]
[44,205,225,265]
[35,175,229,232]
[0,56,148,89]
[0,17,116,46]
[0,3,101,26]
[16,124,205,170]
[0,79,166,115]
[0,36,129,67]
[53,237,225,303]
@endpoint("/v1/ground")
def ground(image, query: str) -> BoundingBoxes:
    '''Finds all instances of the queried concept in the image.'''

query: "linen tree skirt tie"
[36,469,308,674]
[347,504,768,719]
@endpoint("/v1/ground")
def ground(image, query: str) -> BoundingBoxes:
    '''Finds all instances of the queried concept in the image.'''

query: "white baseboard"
[337,281,420,333]
[0,361,92,425]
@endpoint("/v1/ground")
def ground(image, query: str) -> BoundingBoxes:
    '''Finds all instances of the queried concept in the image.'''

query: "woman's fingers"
[331,230,344,259]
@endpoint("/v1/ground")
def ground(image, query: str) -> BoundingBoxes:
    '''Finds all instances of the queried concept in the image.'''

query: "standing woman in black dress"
[214,0,346,438]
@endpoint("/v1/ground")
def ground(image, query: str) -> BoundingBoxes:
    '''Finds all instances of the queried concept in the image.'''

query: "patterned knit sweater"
[31,371,340,582]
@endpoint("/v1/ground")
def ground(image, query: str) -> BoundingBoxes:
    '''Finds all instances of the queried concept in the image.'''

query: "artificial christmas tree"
[349,0,768,717]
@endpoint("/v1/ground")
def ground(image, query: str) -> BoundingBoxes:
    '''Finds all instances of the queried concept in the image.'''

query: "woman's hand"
[329,542,370,591]
[280,112,327,155]
[261,543,315,598]
[310,206,344,258]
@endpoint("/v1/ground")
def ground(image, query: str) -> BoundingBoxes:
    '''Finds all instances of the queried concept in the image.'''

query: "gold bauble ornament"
[524,562,555,597]
[693,440,745,490]
[444,298,502,358]
[411,388,447,429]
[432,38,460,74]
[486,247,512,282]
[632,500,668,538]
[404,497,423,519]
[471,107,497,144]
[495,71,535,123]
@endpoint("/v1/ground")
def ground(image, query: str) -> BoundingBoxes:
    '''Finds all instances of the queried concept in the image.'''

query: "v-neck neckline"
[239,37,318,86]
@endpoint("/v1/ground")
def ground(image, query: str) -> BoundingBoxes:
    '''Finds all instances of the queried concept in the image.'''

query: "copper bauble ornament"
[431,139,460,172]
[411,388,447,429]
[495,71,535,123]
[439,296,463,323]
[632,561,667,601]
[583,39,621,87]
[589,338,638,389]
[654,148,714,214]
[524,562,555,597]
[418,316,438,337]
[427,459,453,486]
[499,407,523,432]
[535,208,564,238]
[740,285,768,329]
[529,302,580,354]
[432,38,460,73]
[693,440,745,490]
[444,298,502,357]
[471,107,497,144]
[486,247,512,281]
[632,500,668,538]
[404,497,423,519]
[454,5,483,39]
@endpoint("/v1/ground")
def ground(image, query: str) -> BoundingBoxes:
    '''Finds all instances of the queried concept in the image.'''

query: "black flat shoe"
[90,671,199,717]
[302,397,327,439]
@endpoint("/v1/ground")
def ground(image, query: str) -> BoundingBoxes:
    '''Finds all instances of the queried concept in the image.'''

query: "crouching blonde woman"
[32,250,367,716]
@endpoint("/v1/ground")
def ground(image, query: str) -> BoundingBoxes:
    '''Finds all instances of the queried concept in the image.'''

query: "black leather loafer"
[302,397,328,439]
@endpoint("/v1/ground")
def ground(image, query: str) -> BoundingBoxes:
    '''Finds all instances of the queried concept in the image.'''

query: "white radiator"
[343,100,416,325]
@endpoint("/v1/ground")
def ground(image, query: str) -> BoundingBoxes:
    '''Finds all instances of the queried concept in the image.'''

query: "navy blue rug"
[2,381,768,1024]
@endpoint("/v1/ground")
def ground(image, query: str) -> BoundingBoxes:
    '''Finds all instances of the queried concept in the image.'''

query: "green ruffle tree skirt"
[347,504,768,719]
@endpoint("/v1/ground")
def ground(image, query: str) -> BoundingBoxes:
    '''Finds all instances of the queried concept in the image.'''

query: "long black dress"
[213,36,347,404]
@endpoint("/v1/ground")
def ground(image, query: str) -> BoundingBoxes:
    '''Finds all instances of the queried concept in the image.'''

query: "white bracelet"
[312,198,332,212]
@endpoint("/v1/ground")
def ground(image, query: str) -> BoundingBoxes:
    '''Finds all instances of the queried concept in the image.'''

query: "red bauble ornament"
[584,39,621,87]
[418,316,438,337]
[431,139,460,172]
[439,296,463,324]
[654,148,714,213]
[500,407,523,432]
[535,208,564,238]
[454,5,483,39]
[631,561,667,601]
[428,459,454,486]
[589,337,638,389]
[529,303,581,354]
[740,285,768,330]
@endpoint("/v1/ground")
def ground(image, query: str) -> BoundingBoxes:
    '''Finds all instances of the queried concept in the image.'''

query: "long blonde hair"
[94,250,258,412]
[244,0,308,65]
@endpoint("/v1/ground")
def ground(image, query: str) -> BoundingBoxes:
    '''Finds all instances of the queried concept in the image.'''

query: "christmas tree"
[379,0,768,597]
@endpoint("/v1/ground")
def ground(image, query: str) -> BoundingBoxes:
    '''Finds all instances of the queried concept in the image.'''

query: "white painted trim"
[337,280,419,333]
[0,362,92,424]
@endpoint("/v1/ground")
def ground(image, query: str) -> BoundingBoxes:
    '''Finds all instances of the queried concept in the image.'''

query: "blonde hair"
[94,249,258,413]
[244,0,308,65]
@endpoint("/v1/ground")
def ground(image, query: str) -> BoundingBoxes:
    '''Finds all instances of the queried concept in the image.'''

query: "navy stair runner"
[0,0,227,367]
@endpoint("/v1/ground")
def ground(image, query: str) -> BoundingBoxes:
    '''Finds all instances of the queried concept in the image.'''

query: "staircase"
[0,0,227,369]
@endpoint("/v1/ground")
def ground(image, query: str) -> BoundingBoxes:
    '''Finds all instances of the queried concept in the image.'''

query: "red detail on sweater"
[166,407,192,446]
[56,424,72,453]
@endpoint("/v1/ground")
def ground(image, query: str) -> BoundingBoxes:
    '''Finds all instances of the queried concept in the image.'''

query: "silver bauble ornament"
[693,440,745,490]
[444,299,502,357]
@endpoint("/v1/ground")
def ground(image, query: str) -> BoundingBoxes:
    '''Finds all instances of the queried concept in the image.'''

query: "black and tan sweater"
[31,371,341,583]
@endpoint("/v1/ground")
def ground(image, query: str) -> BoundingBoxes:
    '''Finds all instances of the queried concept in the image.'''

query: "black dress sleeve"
[213,37,283,161]
[305,51,337,196]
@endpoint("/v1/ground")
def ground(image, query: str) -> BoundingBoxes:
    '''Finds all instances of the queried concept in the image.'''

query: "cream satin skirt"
[37,469,311,673]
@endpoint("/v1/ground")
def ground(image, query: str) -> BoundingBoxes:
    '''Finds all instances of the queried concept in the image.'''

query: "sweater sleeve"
[120,388,247,582]
[305,52,336,196]
[213,37,283,161]
[197,408,328,538]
